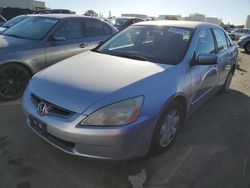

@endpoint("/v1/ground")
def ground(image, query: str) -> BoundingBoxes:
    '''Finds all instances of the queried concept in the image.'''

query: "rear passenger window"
[195,29,216,56]
[103,24,113,35]
[213,29,228,52]
[226,35,233,47]
[84,20,104,37]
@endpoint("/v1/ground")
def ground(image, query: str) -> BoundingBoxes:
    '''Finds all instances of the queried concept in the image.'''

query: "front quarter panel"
[0,44,46,74]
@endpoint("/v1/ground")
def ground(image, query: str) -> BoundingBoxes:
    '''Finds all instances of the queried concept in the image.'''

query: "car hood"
[0,35,38,54]
[29,51,172,114]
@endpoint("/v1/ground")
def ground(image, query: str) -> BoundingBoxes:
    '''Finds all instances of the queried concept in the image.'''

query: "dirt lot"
[0,50,250,188]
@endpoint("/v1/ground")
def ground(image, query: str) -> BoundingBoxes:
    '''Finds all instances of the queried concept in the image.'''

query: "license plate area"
[30,116,47,136]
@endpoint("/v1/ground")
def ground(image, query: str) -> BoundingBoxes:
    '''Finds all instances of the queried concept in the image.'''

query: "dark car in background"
[0,15,28,33]
[0,14,117,100]
[238,36,250,53]
[109,17,144,30]
[230,28,250,40]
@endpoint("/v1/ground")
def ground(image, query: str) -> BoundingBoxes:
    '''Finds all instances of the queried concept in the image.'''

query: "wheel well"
[172,96,188,119]
[1,62,33,77]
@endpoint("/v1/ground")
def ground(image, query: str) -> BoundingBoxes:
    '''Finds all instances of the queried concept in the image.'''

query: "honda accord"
[23,21,238,160]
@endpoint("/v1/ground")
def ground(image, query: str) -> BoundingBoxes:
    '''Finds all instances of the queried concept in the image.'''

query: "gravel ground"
[0,50,250,188]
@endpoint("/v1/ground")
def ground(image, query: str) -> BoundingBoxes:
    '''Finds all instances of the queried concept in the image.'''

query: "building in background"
[158,15,181,20]
[32,0,45,11]
[0,0,45,10]
[185,13,205,22]
[245,15,250,28]
[121,14,147,20]
[205,17,221,25]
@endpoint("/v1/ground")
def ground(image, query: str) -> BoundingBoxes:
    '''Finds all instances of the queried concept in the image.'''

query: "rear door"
[190,28,219,107]
[45,18,89,67]
[83,19,115,50]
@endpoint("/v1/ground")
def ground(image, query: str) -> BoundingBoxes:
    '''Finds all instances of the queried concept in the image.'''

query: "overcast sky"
[43,0,249,25]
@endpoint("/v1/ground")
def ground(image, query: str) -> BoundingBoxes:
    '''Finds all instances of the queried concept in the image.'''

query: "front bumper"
[23,91,157,160]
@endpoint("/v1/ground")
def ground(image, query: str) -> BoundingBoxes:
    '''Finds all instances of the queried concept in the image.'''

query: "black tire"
[0,63,31,101]
[220,70,234,94]
[244,42,250,54]
[150,100,184,154]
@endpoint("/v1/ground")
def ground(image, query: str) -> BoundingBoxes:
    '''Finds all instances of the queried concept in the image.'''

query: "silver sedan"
[23,21,238,160]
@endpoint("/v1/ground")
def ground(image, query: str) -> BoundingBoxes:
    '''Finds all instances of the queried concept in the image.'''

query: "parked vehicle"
[109,17,144,30]
[0,14,117,100]
[238,36,250,53]
[23,21,238,160]
[230,28,250,40]
[0,15,7,26]
[0,15,28,33]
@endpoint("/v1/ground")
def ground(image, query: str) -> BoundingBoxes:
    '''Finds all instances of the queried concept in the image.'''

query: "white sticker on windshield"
[41,19,58,24]
[168,27,190,35]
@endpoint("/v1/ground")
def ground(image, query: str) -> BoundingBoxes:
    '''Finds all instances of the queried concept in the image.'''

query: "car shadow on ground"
[1,90,250,188]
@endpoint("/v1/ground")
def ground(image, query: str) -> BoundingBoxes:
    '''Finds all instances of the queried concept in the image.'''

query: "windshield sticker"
[168,28,189,35]
[168,28,191,40]
[40,19,58,24]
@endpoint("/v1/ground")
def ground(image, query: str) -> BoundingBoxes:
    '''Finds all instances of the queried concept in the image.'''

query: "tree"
[84,10,98,17]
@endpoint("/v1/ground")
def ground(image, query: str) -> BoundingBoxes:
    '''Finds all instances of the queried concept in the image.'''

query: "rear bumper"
[23,90,157,160]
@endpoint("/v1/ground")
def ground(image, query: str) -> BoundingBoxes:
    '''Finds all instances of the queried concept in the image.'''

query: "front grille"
[30,93,73,118]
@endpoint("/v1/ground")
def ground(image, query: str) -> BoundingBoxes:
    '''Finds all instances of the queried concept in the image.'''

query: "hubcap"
[0,67,29,99]
[159,109,180,147]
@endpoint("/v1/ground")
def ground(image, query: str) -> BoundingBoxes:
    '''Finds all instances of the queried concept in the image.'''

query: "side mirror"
[53,35,66,41]
[196,54,218,65]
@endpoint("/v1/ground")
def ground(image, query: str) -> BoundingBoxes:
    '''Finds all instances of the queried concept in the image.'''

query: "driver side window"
[195,29,216,57]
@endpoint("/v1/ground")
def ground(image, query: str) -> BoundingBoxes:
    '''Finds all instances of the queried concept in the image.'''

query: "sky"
[43,0,250,25]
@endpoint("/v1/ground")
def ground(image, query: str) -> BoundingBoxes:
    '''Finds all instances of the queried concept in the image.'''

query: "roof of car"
[29,14,97,20]
[134,20,219,29]
[114,17,144,20]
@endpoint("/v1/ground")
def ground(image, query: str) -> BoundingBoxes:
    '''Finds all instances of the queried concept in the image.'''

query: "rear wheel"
[0,64,31,101]
[244,42,250,54]
[151,100,184,153]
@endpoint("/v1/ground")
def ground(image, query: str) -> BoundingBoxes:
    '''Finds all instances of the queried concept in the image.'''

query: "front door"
[190,29,219,109]
[45,19,89,67]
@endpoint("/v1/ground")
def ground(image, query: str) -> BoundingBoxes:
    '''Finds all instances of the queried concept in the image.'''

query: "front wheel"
[0,64,31,101]
[151,100,184,153]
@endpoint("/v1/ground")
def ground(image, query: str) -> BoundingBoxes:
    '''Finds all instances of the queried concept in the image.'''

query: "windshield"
[96,25,193,65]
[3,16,58,40]
[2,15,27,28]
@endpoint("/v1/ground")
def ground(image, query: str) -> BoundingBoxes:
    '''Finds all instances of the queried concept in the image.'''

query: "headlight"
[80,96,144,126]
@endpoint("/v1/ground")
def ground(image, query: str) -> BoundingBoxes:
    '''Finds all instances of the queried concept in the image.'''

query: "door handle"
[79,43,88,48]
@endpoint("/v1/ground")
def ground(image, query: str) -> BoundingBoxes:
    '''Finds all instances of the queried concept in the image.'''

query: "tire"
[220,70,234,94]
[244,42,250,54]
[0,64,31,101]
[150,100,184,154]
